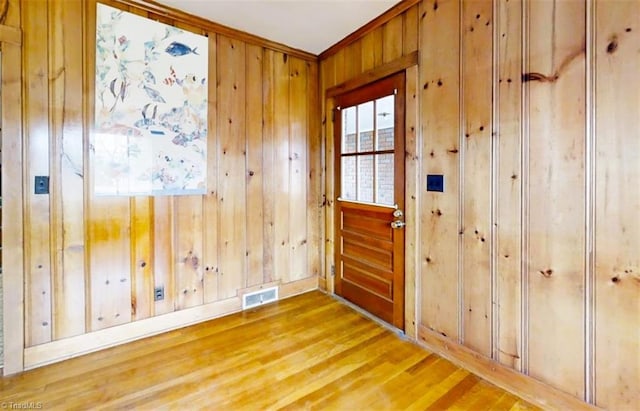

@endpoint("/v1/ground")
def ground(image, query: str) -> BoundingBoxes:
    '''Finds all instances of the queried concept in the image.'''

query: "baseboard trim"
[417,325,601,410]
[24,277,318,371]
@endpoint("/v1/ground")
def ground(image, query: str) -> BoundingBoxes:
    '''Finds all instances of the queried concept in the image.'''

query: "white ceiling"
[153,0,401,55]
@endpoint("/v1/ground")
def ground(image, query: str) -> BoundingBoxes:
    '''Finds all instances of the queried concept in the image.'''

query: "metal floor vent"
[242,286,278,310]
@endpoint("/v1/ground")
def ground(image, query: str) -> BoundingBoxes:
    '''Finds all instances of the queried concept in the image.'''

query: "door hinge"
[331,265,335,277]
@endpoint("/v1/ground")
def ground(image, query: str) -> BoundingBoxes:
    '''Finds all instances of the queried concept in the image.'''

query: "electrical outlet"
[154,286,164,301]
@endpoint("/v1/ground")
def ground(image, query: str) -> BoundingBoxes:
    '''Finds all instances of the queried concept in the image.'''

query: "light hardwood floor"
[1,291,537,410]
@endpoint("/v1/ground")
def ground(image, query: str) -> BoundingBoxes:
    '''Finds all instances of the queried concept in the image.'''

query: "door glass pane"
[341,157,356,200]
[342,106,356,154]
[375,154,394,205]
[357,101,374,152]
[375,95,394,150]
[357,155,373,203]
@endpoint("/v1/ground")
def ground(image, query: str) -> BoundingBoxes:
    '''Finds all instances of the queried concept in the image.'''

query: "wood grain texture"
[273,51,291,283]
[289,57,308,281]
[262,49,276,284]
[527,0,586,396]
[217,35,247,299]
[418,325,597,411]
[130,197,154,320]
[49,0,86,338]
[593,0,640,408]
[319,0,638,407]
[306,60,322,281]
[319,0,421,59]
[404,65,418,339]
[1,0,24,375]
[153,197,175,315]
[24,0,53,347]
[202,32,219,304]
[175,196,204,309]
[245,43,265,288]
[496,0,523,371]
[461,0,493,357]
[2,292,536,411]
[419,0,461,341]
[383,14,403,63]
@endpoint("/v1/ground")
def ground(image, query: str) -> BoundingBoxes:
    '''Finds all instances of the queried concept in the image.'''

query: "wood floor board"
[0,291,537,410]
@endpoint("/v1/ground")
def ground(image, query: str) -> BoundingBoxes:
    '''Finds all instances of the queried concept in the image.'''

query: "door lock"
[393,209,404,218]
[391,220,406,229]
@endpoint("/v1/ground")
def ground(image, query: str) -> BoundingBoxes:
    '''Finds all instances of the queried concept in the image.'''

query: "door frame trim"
[323,59,419,338]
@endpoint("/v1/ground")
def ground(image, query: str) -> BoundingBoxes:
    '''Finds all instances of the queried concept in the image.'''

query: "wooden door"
[334,73,405,330]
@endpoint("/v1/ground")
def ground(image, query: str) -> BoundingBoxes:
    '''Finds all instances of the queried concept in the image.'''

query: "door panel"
[334,73,405,329]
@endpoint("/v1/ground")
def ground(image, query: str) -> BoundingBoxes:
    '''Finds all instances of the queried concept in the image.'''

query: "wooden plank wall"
[15,0,320,360]
[319,0,639,408]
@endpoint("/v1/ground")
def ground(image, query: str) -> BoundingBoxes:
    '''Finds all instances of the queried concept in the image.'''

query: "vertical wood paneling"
[262,49,275,284]
[171,21,206,311]
[273,52,290,282]
[403,5,419,55]
[153,197,175,315]
[130,197,153,320]
[333,48,346,87]
[343,41,362,81]
[527,0,586,397]
[175,196,204,309]
[306,60,322,281]
[12,0,320,375]
[361,31,376,72]
[126,0,154,325]
[203,32,219,303]
[217,35,246,298]
[383,14,403,63]
[404,65,419,339]
[320,0,638,406]
[594,1,640,408]
[289,57,308,281]
[318,55,332,289]
[24,0,52,346]
[245,44,264,287]
[496,0,523,370]
[419,0,461,341]
[461,0,493,357]
[49,0,86,338]
[2,0,25,375]
[87,196,132,330]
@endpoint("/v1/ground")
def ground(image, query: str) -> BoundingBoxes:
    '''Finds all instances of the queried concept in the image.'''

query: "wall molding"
[319,0,421,59]
[114,0,316,61]
[325,51,418,98]
[24,278,317,370]
[418,325,601,410]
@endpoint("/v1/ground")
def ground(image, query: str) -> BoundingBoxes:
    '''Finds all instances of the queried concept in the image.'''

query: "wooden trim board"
[326,51,418,98]
[319,0,421,59]
[117,0,316,61]
[0,23,20,45]
[1,18,25,376]
[24,278,317,370]
[417,325,602,411]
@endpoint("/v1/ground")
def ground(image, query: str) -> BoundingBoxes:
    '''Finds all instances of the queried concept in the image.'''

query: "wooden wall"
[320,0,639,409]
[9,0,320,367]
